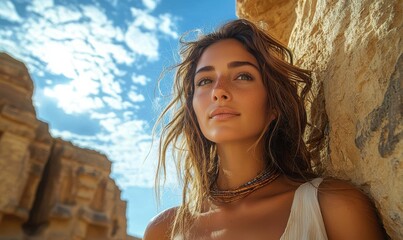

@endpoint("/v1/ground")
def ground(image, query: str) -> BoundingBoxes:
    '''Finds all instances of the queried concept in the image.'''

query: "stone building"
[0,53,139,240]
[236,0,402,239]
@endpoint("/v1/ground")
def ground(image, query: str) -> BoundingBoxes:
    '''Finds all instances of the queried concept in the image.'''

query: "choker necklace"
[209,167,280,204]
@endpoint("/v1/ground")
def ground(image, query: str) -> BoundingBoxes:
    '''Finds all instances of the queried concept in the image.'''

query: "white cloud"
[43,76,104,115]
[27,0,54,14]
[0,0,22,22]
[131,74,150,86]
[50,129,99,142]
[100,96,133,110]
[123,111,134,120]
[142,0,159,11]
[90,112,117,119]
[125,24,159,61]
[99,75,123,97]
[159,14,179,39]
[128,91,145,102]
[109,44,134,65]
[125,8,179,61]
[81,5,108,24]
[99,117,121,132]
[0,0,181,189]
[43,5,82,24]
[131,8,158,30]
[103,96,125,110]
[33,41,81,79]
[2,3,139,115]
[0,39,23,60]
[44,83,104,114]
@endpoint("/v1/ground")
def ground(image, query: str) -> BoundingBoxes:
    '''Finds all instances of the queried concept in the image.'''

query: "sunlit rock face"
[0,52,134,240]
[237,0,402,239]
[236,0,298,46]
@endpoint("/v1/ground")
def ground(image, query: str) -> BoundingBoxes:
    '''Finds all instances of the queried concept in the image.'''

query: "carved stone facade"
[237,0,402,239]
[0,53,138,239]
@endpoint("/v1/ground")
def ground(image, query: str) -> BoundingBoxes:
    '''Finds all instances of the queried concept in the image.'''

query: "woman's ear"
[268,108,278,123]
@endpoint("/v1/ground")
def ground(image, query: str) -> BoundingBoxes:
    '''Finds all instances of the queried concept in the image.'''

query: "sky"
[0,0,236,237]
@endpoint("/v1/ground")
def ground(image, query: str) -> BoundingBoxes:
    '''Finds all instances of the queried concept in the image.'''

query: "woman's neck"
[216,141,266,190]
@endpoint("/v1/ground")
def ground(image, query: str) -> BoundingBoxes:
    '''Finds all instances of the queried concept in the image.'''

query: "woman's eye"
[236,73,253,81]
[196,78,212,86]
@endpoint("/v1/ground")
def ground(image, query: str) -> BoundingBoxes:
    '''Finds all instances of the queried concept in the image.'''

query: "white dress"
[280,178,328,240]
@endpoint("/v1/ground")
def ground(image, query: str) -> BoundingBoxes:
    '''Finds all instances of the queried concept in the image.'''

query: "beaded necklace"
[209,167,280,204]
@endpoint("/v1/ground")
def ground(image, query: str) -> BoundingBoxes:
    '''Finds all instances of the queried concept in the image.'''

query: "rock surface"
[0,53,137,240]
[237,0,402,239]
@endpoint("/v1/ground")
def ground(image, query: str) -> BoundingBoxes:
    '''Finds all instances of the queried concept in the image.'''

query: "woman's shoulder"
[143,206,178,240]
[317,178,386,239]
[317,177,374,210]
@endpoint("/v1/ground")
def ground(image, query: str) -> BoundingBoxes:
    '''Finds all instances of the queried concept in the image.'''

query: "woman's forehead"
[196,39,258,70]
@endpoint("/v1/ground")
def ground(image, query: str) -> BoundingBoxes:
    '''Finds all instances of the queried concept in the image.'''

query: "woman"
[144,19,385,240]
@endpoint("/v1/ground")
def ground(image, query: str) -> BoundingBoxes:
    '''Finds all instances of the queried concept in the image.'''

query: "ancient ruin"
[0,52,138,240]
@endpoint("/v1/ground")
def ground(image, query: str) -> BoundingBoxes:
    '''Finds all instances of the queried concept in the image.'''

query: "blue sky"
[0,0,236,237]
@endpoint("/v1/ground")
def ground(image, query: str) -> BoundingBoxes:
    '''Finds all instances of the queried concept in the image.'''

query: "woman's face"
[192,39,275,145]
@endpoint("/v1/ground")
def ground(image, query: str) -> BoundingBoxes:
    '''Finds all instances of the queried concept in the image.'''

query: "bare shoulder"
[143,207,178,240]
[318,178,386,240]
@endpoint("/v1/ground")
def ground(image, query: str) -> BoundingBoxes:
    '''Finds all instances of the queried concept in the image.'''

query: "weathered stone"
[0,55,32,91]
[23,139,123,240]
[0,53,35,113]
[0,132,30,213]
[0,53,134,239]
[0,53,52,240]
[0,115,36,139]
[237,0,402,238]
[236,0,298,45]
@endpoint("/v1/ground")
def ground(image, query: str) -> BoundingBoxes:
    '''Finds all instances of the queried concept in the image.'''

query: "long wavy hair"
[154,18,320,238]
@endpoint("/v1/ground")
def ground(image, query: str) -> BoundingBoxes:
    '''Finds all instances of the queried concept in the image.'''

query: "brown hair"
[154,18,319,238]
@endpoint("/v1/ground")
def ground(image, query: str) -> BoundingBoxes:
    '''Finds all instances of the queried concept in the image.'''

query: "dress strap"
[280,178,328,240]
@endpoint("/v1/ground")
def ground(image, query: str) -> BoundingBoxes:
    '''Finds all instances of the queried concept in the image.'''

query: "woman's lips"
[209,108,240,120]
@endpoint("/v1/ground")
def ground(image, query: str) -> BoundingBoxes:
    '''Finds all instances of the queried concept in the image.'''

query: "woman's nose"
[212,78,231,101]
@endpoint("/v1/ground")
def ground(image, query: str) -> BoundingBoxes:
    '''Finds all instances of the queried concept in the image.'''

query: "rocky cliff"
[237,0,401,238]
[0,53,137,239]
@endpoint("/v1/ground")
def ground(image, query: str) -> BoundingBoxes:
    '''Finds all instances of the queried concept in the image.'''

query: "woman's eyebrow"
[195,65,214,74]
[195,61,259,75]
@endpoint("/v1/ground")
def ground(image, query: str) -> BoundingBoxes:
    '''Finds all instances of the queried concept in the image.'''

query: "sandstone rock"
[0,53,51,239]
[0,53,135,239]
[236,0,298,45]
[237,0,402,238]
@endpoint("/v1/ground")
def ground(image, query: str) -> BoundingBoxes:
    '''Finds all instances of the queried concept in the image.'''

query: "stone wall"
[237,0,402,239]
[0,53,138,240]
